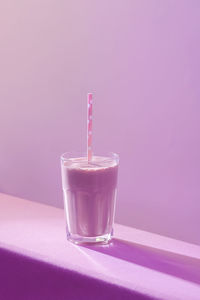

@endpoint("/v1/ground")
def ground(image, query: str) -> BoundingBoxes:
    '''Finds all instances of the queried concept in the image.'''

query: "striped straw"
[87,93,93,161]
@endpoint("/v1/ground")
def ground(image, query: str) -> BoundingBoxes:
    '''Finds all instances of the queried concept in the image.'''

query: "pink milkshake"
[61,93,119,244]
[61,154,119,244]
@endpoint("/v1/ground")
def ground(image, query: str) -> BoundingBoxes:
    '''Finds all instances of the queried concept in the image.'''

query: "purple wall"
[0,0,200,245]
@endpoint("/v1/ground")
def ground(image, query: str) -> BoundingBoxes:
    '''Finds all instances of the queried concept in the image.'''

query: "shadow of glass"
[81,238,200,285]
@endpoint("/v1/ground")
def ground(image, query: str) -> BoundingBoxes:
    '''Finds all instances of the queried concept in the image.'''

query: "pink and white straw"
[87,93,93,161]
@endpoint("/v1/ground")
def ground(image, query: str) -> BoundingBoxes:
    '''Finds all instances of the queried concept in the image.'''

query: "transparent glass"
[60,152,119,244]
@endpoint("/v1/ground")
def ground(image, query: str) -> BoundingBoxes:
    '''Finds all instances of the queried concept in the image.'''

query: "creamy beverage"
[61,156,118,239]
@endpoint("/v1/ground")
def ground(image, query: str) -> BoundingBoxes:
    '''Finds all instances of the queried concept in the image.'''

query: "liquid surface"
[63,156,117,170]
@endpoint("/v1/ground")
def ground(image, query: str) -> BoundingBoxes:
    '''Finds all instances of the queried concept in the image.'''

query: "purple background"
[0,0,200,245]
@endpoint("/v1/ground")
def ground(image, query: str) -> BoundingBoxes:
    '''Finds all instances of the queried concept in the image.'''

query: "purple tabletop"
[0,193,200,300]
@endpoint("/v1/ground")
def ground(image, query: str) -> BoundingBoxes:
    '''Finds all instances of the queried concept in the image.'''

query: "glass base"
[66,230,113,245]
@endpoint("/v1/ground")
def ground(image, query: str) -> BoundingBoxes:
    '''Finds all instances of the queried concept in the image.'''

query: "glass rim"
[60,151,119,163]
